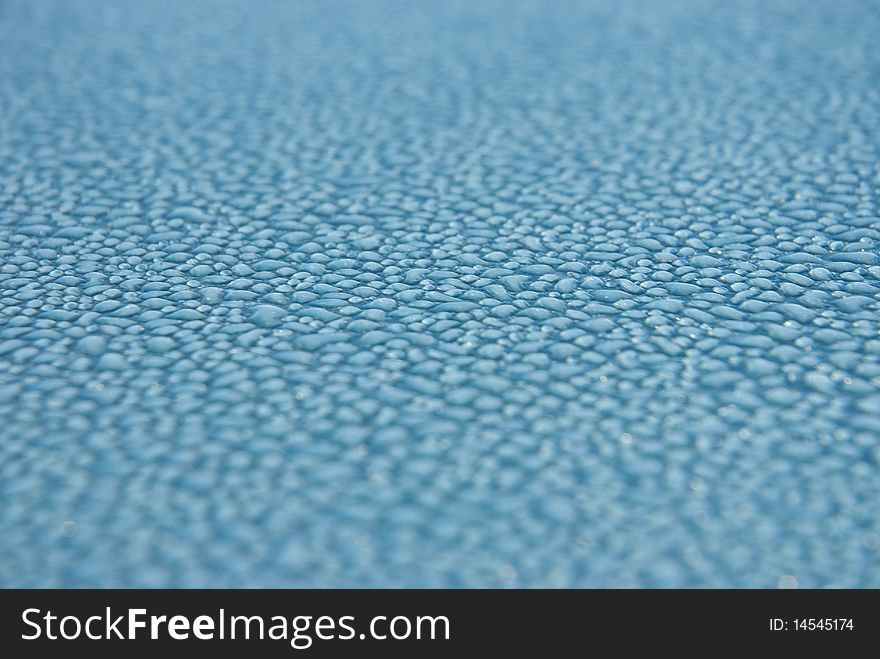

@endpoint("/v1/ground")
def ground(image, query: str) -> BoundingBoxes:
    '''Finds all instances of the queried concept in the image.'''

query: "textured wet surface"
[1,0,879,587]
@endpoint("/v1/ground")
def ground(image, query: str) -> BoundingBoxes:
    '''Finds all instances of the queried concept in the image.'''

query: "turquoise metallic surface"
[1,0,879,587]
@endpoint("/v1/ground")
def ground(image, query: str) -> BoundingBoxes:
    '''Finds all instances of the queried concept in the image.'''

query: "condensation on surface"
[1,0,879,587]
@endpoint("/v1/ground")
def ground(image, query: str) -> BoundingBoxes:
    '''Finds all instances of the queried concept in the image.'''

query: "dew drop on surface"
[1,0,879,588]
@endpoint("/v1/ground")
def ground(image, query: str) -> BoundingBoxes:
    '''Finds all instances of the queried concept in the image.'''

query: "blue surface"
[1,0,879,587]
